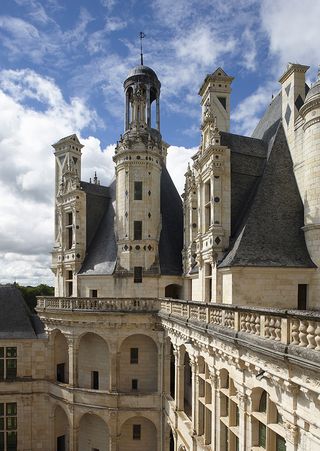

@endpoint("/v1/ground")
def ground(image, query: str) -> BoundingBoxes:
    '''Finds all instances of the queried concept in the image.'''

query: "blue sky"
[0,0,320,285]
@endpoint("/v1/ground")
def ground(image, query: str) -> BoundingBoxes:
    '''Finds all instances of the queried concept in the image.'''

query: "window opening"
[134,267,142,283]
[130,348,139,364]
[0,402,17,451]
[134,181,143,200]
[132,424,141,440]
[133,221,142,240]
[0,347,17,380]
[91,371,99,390]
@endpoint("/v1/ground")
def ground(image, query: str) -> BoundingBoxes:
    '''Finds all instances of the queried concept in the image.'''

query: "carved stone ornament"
[284,420,299,444]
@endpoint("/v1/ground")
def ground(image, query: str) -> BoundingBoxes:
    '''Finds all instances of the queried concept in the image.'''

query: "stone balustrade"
[36,296,320,351]
[159,299,320,351]
[36,296,159,312]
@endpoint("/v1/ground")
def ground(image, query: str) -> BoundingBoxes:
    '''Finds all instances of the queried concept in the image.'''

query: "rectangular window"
[0,348,17,381]
[0,403,17,451]
[66,212,73,250]
[298,284,308,310]
[67,212,73,225]
[91,289,98,298]
[132,379,138,390]
[56,363,65,383]
[91,371,99,390]
[130,348,139,364]
[134,181,143,200]
[134,267,142,283]
[67,271,73,297]
[132,424,141,440]
[133,221,142,240]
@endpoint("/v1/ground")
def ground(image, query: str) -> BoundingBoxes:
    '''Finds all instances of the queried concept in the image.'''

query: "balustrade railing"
[159,299,320,350]
[36,297,159,312]
[36,297,320,351]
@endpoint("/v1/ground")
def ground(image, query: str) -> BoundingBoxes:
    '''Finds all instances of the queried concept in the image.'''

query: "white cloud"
[261,0,320,74]
[166,145,197,195]
[231,81,278,136]
[0,69,104,286]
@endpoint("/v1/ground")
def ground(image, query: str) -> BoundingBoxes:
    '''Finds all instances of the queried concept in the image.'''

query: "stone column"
[174,347,184,411]
[110,434,119,451]
[215,370,222,451]
[163,340,171,396]
[158,338,164,394]
[66,335,78,386]
[109,342,118,392]
[190,357,199,435]
[125,89,129,130]
[146,85,151,127]
[209,370,218,448]
[237,391,248,450]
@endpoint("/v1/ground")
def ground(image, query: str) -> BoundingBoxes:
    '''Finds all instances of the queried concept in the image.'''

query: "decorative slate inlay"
[295,94,304,111]
[148,190,151,196]
[218,96,227,110]
[285,105,291,125]
[125,211,128,217]
[148,212,151,218]
[214,197,220,203]
[215,237,221,245]
[285,83,291,97]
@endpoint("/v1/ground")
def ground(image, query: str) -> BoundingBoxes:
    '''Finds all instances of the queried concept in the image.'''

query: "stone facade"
[1,61,320,451]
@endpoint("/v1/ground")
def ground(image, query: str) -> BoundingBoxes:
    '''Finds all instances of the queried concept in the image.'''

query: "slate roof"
[252,91,282,143]
[159,165,183,275]
[0,286,45,339]
[220,132,267,235]
[219,123,315,268]
[79,181,117,275]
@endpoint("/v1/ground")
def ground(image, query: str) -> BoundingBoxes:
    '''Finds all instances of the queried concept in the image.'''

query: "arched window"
[252,390,286,451]
[219,371,239,451]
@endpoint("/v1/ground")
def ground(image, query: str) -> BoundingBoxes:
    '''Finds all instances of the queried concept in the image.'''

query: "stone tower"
[113,65,168,278]
[183,68,232,302]
[198,67,234,133]
[300,69,320,267]
[51,134,86,296]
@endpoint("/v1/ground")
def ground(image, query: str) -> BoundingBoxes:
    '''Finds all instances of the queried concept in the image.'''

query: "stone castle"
[1,61,320,450]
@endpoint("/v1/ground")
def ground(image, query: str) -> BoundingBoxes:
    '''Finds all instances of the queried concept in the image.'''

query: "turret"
[51,134,86,296]
[113,65,167,278]
[299,68,320,266]
[198,67,234,133]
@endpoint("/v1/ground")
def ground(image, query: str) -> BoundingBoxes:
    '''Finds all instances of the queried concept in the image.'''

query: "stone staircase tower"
[51,134,86,296]
[113,65,168,278]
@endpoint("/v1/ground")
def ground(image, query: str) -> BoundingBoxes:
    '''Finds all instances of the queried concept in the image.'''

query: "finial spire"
[139,32,145,65]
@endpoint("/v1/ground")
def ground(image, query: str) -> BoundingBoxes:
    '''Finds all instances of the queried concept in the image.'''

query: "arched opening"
[78,333,109,390]
[119,416,157,451]
[251,389,286,451]
[165,284,183,299]
[54,331,69,384]
[78,413,109,451]
[54,405,69,451]
[183,352,192,419]
[219,370,239,451]
[119,334,158,393]
[170,343,175,398]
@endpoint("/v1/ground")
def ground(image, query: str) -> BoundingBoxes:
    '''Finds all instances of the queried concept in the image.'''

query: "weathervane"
[139,32,145,65]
